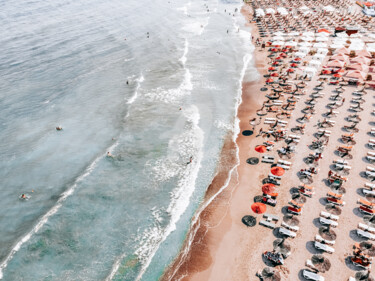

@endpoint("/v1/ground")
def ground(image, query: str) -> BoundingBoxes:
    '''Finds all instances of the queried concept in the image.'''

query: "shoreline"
[160,4,266,279]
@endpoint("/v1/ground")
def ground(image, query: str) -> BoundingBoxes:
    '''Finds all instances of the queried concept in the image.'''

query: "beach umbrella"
[266,78,274,84]
[292,193,307,204]
[273,238,291,256]
[311,255,331,273]
[291,63,298,67]
[271,166,285,176]
[319,226,337,241]
[246,157,259,165]
[359,242,375,257]
[255,145,267,153]
[283,214,300,226]
[287,69,295,73]
[242,130,253,136]
[272,61,279,65]
[294,57,302,61]
[355,271,375,281]
[331,186,346,194]
[318,28,330,34]
[271,72,279,77]
[262,183,276,194]
[261,267,281,281]
[322,70,331,75]
[268,67,276,71]
[325,204,342,215]
[242,215,256,227]
[364,215,375,227]
[333,73,342,78]
[251,202,266,214]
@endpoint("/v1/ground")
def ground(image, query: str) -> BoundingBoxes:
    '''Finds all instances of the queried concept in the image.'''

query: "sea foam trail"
[127,74,144,104]
[0,141,119,280]
[134,105,204,281]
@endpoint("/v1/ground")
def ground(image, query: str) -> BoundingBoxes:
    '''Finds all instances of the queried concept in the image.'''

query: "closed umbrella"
[283,214,300,226]
[319,226,337,241]
[251,202,267,214]
[355,271,375,281]
[311,255,331,273]
[255,145,267,153]
[292,193,307,204]
[325,204,342,215]
[364,215,375,227]
[261,267,281,281]
[358,242,375,257]
[273,238,291,256]
[271,166,285,176]
[366,194,375,203]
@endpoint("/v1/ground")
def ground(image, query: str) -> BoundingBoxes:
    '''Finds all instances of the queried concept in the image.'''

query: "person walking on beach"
[187,156,193,165]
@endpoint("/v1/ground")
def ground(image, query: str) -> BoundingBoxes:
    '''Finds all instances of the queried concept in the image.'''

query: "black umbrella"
[261,267,281,281]
[283,214,300,226]
[319,226,337,241]
[242,215,256,227]
[325,204,342,215]
[311,254,331,273]
[355,271,375,281]
[292,193,307,204]
[273,238,291,256]
[242,130,254,136]
[246,157,259,165]
[359,242,375,257]
[364,215,375,227]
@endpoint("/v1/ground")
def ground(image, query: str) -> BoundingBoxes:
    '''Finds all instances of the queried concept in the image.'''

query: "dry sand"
[162,3,375,281]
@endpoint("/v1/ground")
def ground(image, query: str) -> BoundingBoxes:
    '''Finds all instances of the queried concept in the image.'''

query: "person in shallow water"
[107,152,113,157]
[56,126,62,131]
[186,156,193,165]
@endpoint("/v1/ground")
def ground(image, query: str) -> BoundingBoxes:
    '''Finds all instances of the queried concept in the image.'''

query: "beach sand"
[162,2,375,281]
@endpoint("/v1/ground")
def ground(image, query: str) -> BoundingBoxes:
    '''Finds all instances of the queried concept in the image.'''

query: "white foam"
[0,141,120,280]
[182,18,209,36]
[133,105,204,281]
[179,39,189,66]
[127,74,144,104]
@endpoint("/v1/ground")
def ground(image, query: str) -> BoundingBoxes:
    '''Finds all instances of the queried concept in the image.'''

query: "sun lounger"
[315,234,335,246]
[263,213,279,222]
[334,163,351,170]
[318,129,331,135]
[357,229,375,240]
[287,206,302,215]
[371,128,375,136]
[363,189,375,196]
[333,159,348,165]
[366,182,375,190]
[303,269,325,281]
[357,199,375,209]
[319,217,338,228]
[326,197,345,206]
[358,223,375,234]
[279,227,296,238]
[281,222,299,232]
[359,206,375,215]
[349,277,356,281]
[320,211,339,221]
[276,163,290,170]
[367,166,375,173]
[278,159,291,166]
[314,241,335,253]
[261,155,274,164]
[327,191,342,199]
[259,220,276,229]
[268,174,282,180]
[289,200,304,208]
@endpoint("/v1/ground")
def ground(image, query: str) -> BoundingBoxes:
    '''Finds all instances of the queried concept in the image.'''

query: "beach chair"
[320,211,339,221]
[367,166,375,173]
[289,200,304,208]
[261,155,274,164]
[357,199,375,209]
[303,269,325,281]
[357,229,375,240]
[259,220,276,229]
[326,197,345,206]
[371,128,375,137]
[279,227,296,238]
[315,234,335,246]
[349,277,356,281]
[367,152,375,163]
[327,191,342,199]
[359,206,375,215]
[358,223,375,234]
[305,259,318,271]
[319,217,338,228]
[365,182,375,190]
[333,159,348,165]
[281,222,299,232]
[364,189,375,196]
[369,139,375,149]
[318,129,331,136]
[263,213,279,222]
[287,206,302,215]
[299,185,315,197]
[314,241,335,254]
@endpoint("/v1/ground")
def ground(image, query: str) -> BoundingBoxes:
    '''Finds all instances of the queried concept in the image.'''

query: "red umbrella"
[272,61,279,65]
[333,73,341,78]
[268,67,276,71]
[322,70,331,74]
[255,145,267,153]
[271,166,285,176]
[280,53,287,57]
[262,183,276,194]
[266,78,274,83]
[338,68,345,73]
[271,72,279,77]
[294,57,302,61]
[291,63,298,67]
[251,202,267,214]
[287,68,295,73]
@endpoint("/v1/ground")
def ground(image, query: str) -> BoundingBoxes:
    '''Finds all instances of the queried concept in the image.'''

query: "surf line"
[0,141,119,279]
[126,73,144,105]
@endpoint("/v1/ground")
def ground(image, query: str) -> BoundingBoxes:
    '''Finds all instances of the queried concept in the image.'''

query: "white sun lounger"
[319,217,338,228]
[363,189,375,196]
[365,182,375,190]
[279,227,296,238]
[262,155,274,164]
[320,211,339,221]
[333,159,348,165]
[314,241,334,253]
[259,220,276,229]
[358,223,375,234]
[281,222,299,232]
[367,166,375,172]
[349,277,356,281]
[278,159,291,166]
[357,229,375,240]
[303,269,325,281]
[315,234,335,246]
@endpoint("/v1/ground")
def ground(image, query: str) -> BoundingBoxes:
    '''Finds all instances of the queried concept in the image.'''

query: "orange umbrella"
[287,68,295,73]
[322,70,331,74]
[268,66,276,71]
[333,73,341,78]
[251,202,267,214]
[266,78,274,83]
[271,72,279,77]
[255,145,267,153]
[262,183,276,194]
[318,28,330,34]
[271,166,285,176]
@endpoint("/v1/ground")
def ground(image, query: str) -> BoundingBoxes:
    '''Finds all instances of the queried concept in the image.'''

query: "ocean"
[0,0,255,280]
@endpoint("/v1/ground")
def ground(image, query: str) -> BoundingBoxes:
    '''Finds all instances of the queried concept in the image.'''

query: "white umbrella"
[351,38,364,44]
[273,31,286,36]
[316,32,330,37]
[337,32,348,38]
[299,41,312,47]
[295,52,307,57]
[367,46,375,52]
[349,44,364,51]
[277,7,288,15]
[309,60,322,68]
[285,41,297,47]
[288,32,300,36]
[266,8,276,14]
[299,6,309,10]
[299,46,310,53]
[272,36,285,41]
[316,36,329,42]
[302,31,315,37]
[330,44,345,49]
[368,34,375,39]
[314,42,328,48]
[304,67,317,78]
[317,48,328,55]
[350,33,362,38]
[301,36,314,42]
[323,5,335,12]
[313,54,325,61]
[255,8,265,17]
[272,41,285,46]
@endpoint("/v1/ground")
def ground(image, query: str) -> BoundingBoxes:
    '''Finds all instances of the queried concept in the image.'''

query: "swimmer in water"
[107,152,113,158]
[186,156,193,165]
[56,126,62,131]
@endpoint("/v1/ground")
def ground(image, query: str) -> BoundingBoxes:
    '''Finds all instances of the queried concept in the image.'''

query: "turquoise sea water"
[0,0,256,280]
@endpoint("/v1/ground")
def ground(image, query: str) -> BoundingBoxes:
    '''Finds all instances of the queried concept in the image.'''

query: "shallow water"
[0,0,256,280]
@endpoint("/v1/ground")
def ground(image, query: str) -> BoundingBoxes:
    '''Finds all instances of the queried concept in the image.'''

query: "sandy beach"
[162,0,375,280]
